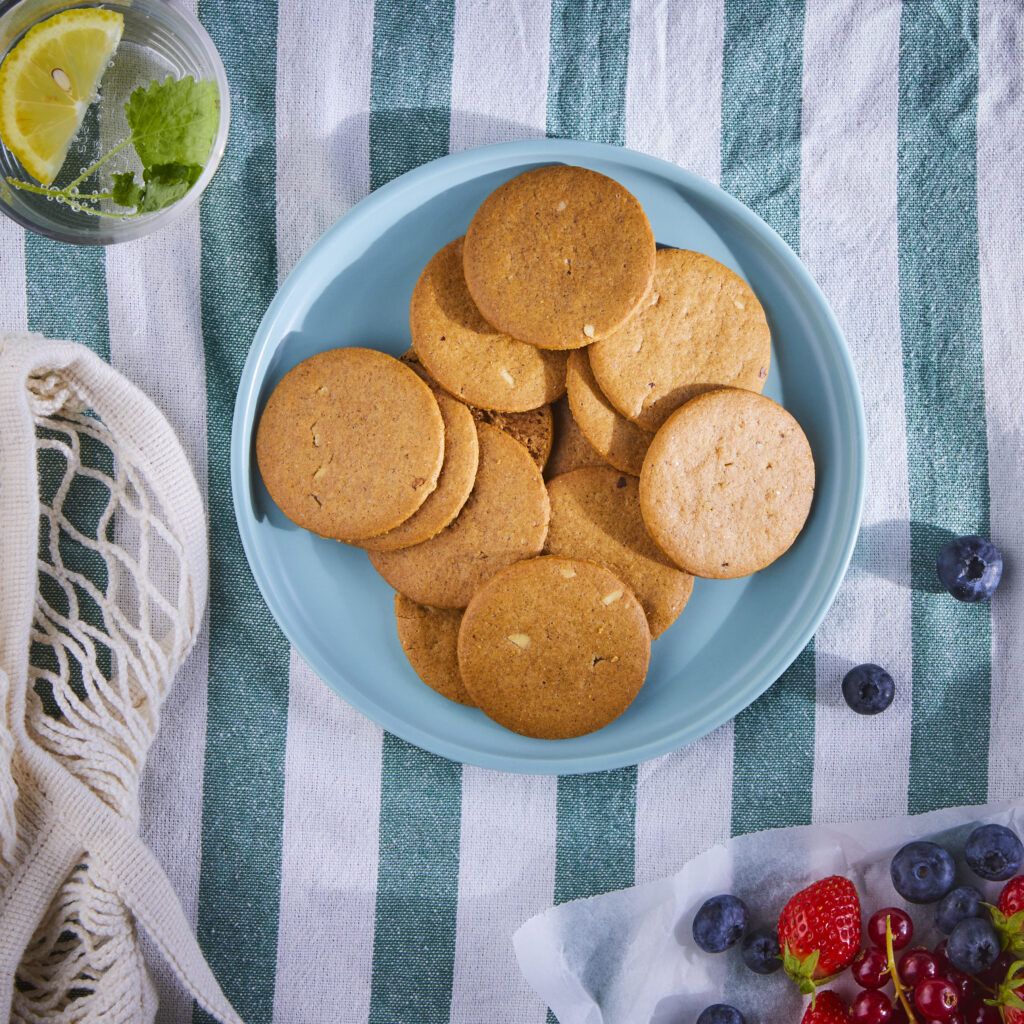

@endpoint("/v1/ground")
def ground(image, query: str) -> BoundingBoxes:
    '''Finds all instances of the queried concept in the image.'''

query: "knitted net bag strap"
[0,332,244,1024]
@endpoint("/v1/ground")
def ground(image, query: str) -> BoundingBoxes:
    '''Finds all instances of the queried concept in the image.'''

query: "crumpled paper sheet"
[514,798,1024,1023]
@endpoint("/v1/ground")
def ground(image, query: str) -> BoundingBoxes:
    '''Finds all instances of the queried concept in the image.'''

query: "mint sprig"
[6,75,217,217]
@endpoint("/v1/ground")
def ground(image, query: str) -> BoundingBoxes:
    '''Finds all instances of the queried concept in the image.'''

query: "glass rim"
[0,0,230,245]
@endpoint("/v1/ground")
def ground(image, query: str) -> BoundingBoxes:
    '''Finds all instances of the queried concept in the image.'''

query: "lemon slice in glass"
[0,8,124,185]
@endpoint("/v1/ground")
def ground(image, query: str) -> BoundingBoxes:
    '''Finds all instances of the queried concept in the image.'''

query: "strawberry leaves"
[783,944,825,997]
[988,903,1024,957]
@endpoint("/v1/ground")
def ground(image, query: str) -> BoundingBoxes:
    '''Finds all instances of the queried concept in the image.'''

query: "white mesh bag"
[0,332,244,1024]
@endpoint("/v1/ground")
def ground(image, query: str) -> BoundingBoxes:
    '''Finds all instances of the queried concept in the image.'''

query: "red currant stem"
[886,916,919,1024]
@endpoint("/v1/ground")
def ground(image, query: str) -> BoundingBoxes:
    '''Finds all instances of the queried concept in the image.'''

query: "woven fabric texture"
[0,1,1021,1022]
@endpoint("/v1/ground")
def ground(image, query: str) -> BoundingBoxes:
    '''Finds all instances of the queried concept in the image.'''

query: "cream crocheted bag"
[0,333,243,1024]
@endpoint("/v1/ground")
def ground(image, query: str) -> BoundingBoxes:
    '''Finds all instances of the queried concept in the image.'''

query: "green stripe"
[369,737,462,1024]
[367,4,460,1022]
[25,239,109,360]
[544,21,636,1024]
[731,646,815,835]
[554,770,636,902]
[192,3,289,1022]
[546,0,631,144]
[368,0,456,191]
[721,0,813,836]
[898,1,990,814]
[25,238,112,701]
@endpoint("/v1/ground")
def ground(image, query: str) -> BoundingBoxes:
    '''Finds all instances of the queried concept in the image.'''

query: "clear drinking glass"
[0,0,229,244]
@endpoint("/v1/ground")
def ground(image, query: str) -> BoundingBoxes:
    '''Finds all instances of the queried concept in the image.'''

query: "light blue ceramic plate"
[232,139,865,775]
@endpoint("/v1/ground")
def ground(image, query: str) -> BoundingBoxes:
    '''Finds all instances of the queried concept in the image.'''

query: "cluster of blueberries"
[840,535,1002,717]
[890,824,1022,973]
[685,822,1022,1024]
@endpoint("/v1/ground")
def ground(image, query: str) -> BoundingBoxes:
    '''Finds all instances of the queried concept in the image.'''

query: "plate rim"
[230,138,867,775]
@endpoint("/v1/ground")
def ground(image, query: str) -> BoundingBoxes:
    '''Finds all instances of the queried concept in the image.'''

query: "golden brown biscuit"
[545,468,693,637]
[411,237,568,411]
[457,556,651,739]
[394,595,474,706]
[467,404,552,471]
[565,349,651,476]
[589,249,771,431]
[368,422,550,608]
[463,165,656,350]
[545,396,607,479]
[256,348,444,541]
[639,389,814,579]
[361,366,479,552]
[403,349,553,471]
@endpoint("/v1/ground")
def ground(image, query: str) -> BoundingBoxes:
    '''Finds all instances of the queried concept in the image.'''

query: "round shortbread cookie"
[369,422,550,608]
[590,249,771,431]
[639,389,814,579]
[394,595,474,706]
[256,347,444,541]
[545,467,694,637]
[411,237,568,412]
[467,404,553,471]
[566,349,651,476]
[457,556,651,739]
[545,396,607,479]
[403,349,553,471]
[463,165,656,350]
[361,361,479,552]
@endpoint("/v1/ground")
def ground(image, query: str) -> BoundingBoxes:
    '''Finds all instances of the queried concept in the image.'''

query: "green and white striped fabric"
[1,1,1020,1021]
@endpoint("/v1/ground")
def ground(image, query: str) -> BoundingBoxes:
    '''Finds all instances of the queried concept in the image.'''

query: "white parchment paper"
[514,799,1024,1023]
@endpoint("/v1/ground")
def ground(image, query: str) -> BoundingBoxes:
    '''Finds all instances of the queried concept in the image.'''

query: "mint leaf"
[125,76,218,169]
[111,172,143,209]
[137,163,201,212]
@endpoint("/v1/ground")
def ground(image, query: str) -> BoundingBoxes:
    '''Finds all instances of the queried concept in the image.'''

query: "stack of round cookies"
[255,165,815,741]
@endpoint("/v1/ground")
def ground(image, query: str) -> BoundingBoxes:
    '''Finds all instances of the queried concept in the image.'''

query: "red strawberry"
[1000,877,1024,917]
[800,991,850,1023]
[992,876,1024,957]
[778,875,862,994]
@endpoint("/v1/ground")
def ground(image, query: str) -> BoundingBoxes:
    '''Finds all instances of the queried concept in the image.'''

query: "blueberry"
[697,1006,745,1024]
[692,894,748,953]
[965,823,1024,881]
[936,535,1002,602]
[841,663,896,715]
[890,841,956,903]
[935,884,986,933]
[946,915,1001,974]
[740,927,782,974]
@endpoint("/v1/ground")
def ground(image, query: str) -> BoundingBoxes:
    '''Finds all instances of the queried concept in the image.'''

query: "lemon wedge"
[0,8,123,185]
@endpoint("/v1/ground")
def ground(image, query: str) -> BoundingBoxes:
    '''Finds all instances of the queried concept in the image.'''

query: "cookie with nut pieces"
[256,347,444,541]
[639,389,814,579]
[589,248,771,431]
[462,165,656,350]
[368,421,550,608]
[545,467,693,637]
[411,237,568,412]
[457,556,651,739]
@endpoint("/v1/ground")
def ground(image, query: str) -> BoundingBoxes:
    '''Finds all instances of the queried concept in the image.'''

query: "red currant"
[853,946,891,989]
[944,966,975,1003]
[852,990,893,1023]
[869,907,914,949]
[961,1003,1001,1024]
[898,948,940,987]
[914,978,959,1018]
